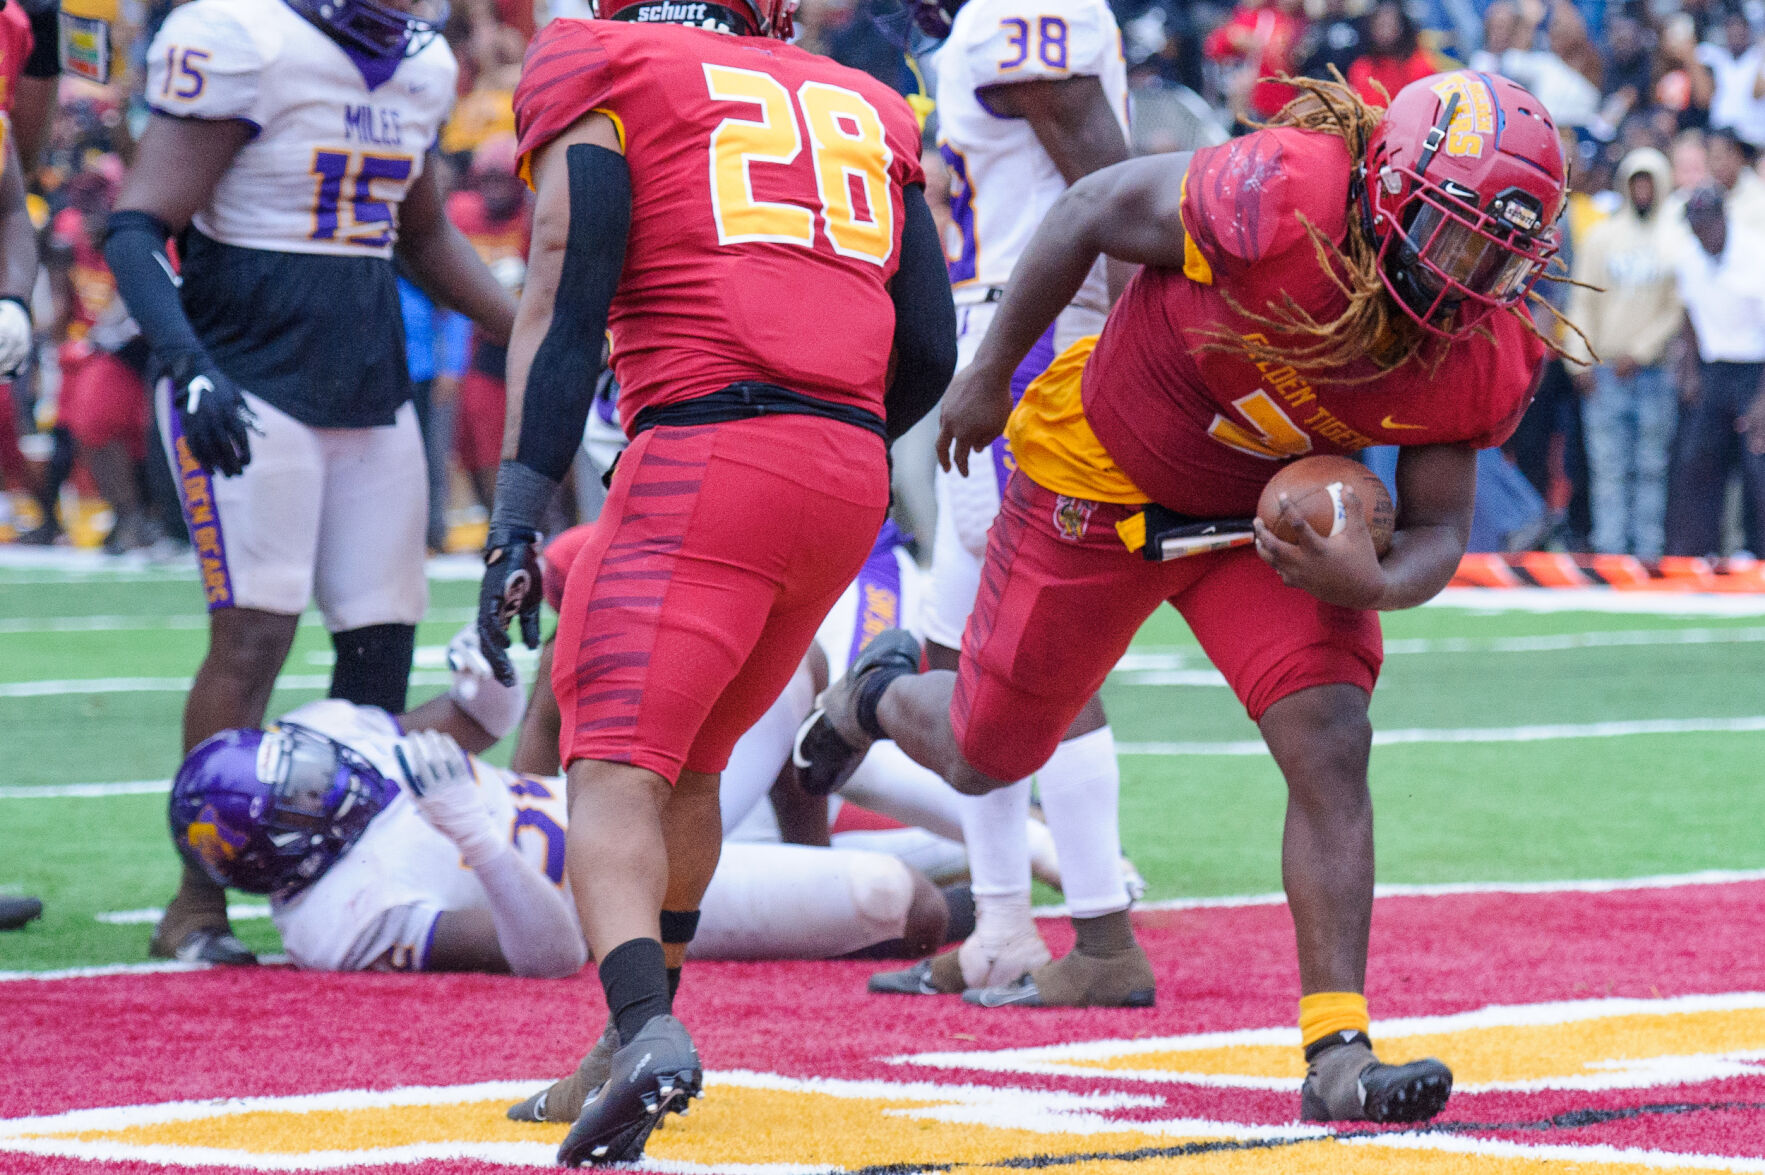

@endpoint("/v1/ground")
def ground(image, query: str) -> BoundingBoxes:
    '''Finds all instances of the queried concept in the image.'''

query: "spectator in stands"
[46,167,158,554]
[1654,12,1717,131]
[1472,0,1600,129]
[1699,8,1765,150]
[1705,126,1765,231]
[1666,184,1765,556]
[399,277,471,552]
[1569,148,1683,561]
[1346,1,1434,107]
[1296,0,1363,84]
[1203,0,1305,129]
[446,135,529,515]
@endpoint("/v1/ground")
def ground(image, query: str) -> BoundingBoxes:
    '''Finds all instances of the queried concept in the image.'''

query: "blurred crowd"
[6,0,1765,563]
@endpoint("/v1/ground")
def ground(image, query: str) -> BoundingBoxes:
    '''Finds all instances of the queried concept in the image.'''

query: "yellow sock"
[1299,991,1370,1050]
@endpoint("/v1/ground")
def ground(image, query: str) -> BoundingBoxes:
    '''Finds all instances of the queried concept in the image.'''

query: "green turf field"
[3,558,1764,972]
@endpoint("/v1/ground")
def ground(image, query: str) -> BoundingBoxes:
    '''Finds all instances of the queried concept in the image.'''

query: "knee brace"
[329,623,416,714]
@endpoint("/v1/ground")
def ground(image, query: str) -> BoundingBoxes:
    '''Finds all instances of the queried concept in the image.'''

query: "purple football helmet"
[169,723,400,896]
[284,0,450,61]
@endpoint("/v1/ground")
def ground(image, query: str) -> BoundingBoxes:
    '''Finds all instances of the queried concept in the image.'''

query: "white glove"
[0,299,32,377]
[394,729,505,867]
[446,623,525,739]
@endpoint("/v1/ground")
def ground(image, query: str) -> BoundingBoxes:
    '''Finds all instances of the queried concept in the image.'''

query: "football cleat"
[557,1015,702,1167]
[868,949,965,996]
[148,926,257,966]
[0,895,42,931]
[961,944,1156,1008]
[1300,1032,1453,1123]
[792,628,921,796]
[507,1018,620,1124]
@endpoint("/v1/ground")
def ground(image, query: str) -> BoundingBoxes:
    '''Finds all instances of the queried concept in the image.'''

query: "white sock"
[718,660,815,835]
[841,740,966,843]
[1036,726,1129,919]
[960,776,1032,903]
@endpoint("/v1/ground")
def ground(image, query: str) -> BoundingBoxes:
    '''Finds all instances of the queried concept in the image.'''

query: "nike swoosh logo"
[972,982,1041,1007]
[1381,416,1428,431]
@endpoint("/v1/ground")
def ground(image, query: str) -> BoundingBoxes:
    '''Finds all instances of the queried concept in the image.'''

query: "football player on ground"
[476,0,955,1162]
[104,0,519,966]
[797,73,1575,1123]
[857,0,1142,1008]
[167,626,958,979]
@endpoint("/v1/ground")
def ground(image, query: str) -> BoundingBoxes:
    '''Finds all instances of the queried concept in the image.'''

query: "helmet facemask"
[1366,86,1562,338]
[172,724,398,897]
[297,0,450,61]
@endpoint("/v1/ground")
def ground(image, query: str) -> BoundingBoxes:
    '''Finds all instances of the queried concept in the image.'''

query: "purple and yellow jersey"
[144,0,456,260]
[933,0,1127,294]
[269,700,569,972]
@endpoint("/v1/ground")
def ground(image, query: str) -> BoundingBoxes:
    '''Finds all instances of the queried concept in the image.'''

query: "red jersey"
[1069,127,1542,518]
[52,207,116,342]
[513,18,924,429]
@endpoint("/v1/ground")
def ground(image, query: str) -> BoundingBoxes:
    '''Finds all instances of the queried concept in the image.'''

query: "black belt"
[629,381,888,443]
[1118,503,1255,561]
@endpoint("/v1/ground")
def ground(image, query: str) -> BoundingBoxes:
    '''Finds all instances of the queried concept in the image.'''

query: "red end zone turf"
[4,881,1764,1173]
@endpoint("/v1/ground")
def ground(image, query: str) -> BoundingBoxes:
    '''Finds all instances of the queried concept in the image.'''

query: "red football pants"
[952,471,1383,782]
[553,414,890,781]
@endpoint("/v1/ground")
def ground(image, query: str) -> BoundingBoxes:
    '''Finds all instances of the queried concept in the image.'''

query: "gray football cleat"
[507,1018,619,1124]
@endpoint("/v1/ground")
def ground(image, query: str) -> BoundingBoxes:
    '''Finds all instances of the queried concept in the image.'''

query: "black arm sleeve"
[24,2,59,79]
[883,183,957,443]
[510,143,630,486]
[103,210,207,370]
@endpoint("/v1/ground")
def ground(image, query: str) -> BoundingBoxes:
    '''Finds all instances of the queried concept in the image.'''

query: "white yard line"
[1034,868,1765,917]
[94,904,271,926]
[1117,715,1765,756]
[0,779,169,798]
[0,670,456,699]
[0,607,478,636]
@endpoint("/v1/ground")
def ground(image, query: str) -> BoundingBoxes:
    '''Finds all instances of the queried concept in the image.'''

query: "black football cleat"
[0,895,42,931]
[1300,1032,1453,1123]
[557,1015,702,1166]
[792,628,921,796]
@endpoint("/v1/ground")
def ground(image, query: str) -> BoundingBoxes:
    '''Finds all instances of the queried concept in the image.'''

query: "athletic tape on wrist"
[490,461,558,536]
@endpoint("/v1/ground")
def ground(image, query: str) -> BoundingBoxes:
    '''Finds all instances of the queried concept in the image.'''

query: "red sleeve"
[513,20,615,181]
[1180,128,1352,278]
[1469,331,1547,449]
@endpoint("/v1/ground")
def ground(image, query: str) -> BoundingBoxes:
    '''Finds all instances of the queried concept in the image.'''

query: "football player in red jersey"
[798,72,1574,1123]
[476,0,955,1162]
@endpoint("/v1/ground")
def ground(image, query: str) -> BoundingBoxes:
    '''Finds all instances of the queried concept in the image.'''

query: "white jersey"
[934,0,1128,301]
[270,701,568,972]
[145,0,456,259]
[811,522,925,674]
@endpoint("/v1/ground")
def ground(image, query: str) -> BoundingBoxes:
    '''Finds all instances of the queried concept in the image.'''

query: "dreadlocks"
[1200,75,1590,382]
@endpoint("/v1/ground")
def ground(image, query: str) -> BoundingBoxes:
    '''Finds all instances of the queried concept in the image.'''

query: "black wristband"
[488,461,558,537]
[658,909,700,945]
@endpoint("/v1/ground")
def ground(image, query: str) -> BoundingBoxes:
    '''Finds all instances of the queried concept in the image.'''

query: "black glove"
[478,524,544,686]
[169,354,258,478]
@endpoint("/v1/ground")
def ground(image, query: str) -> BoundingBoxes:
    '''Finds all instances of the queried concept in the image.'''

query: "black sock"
[1072,909,1137,956]
[666,967,681,1004]
[328,623,416,713]
[599,938,670,1044]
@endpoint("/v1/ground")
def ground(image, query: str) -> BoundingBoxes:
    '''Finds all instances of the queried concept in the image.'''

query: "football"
[1256,455,1396,556]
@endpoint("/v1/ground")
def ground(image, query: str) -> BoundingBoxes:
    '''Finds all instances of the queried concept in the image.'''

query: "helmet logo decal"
[1427,75,1496,159]
[186,805,246,868]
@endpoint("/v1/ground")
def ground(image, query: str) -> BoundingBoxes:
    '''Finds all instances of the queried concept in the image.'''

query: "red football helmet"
[595,0,796,39]
[1362,71,1565,337]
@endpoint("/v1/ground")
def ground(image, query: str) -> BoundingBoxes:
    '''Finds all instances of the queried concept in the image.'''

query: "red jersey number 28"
[703,64,895,266]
